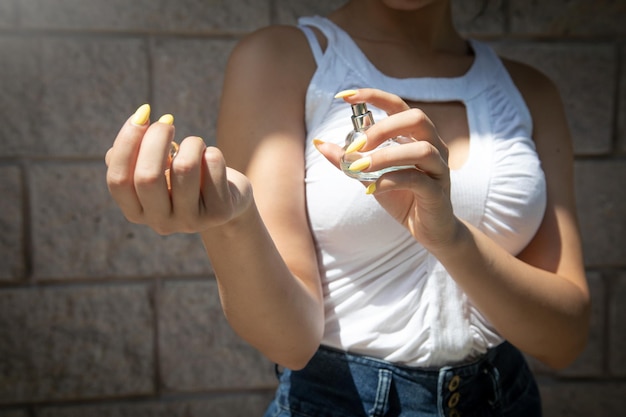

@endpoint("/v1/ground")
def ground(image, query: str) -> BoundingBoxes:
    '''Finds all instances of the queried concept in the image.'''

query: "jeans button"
[448,391,461,408]
[448,375,461,392]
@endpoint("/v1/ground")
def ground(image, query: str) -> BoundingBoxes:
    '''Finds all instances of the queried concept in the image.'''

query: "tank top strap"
[297,23,325,65]
[298,16,350,63]
[297,17,505,103]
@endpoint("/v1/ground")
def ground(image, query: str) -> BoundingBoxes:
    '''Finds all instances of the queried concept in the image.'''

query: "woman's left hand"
[315,88,461,252]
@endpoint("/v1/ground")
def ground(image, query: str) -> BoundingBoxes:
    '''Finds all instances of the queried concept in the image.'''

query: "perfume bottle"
[340,102,414,181]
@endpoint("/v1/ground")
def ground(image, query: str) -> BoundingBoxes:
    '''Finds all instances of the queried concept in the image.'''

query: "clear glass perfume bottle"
[340,102,414,181]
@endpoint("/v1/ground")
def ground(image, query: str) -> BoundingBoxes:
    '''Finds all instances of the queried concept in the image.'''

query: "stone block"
[0,410,28,417]
[0,284,154,404]
[510,0,626,36]
[0,165,24,280]
[152,38,236,146]
[0,36,42,157]
[527,272,605,376]
[618,46,626,154]
[29,162,212,280]
[39,36,149,158]
[19,0,269,33]
[539,381,626,416]
[158,280,276,392]
[36,393,276,417]
[452,0,505,35]
[609,272,626,375]
[0,1,17,28]
[494,42,616,156]
[574,160,626,267]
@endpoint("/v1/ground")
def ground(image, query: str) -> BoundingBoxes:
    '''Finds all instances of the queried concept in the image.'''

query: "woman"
[106,1,590,415]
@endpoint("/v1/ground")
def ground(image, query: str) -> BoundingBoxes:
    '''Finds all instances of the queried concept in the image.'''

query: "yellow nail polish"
[365,183,377,195]
[158,114,174,125]
[348,156,371,172]
[345,134,367,154]
[334,89,358,99]
[312,138,325,148]
[131,104,151,126]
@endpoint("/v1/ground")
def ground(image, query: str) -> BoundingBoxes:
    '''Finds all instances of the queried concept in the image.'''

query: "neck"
[329,0,465,55]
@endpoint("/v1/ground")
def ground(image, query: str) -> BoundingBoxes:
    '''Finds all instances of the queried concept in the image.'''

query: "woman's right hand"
[105,104,253,235]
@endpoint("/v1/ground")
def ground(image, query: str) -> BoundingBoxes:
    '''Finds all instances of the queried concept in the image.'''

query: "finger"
[312,138,344,169]
[106,104,152,221]
[371,167,449,207]
[336,88,410,116]
[200,147,236,223]
[170,136,206,224]
[134,121,175,222]
[353,139,449,178]
[336,90,447,158]
[364,108,449,162]
[105,147,113,167]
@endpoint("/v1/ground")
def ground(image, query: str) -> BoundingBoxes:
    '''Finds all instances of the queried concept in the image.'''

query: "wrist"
[200,199,259,241]
[426,218,473,264]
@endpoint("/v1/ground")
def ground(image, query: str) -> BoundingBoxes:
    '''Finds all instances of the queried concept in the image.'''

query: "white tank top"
[299,16,547,367]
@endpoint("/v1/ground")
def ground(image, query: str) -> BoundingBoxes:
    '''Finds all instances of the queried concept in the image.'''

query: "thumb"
[313,139,343,170]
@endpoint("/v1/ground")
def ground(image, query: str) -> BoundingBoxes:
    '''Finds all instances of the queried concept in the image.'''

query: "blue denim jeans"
[263,342,541,417]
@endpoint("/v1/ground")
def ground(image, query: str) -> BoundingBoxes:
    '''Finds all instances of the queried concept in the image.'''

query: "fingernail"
[348,156,371,172]
[312,138,325,149]
[131,104,151,126]
[365,183,377,195]
[158,114,174,125]
[334,89,358,99]
[345,133,367,154]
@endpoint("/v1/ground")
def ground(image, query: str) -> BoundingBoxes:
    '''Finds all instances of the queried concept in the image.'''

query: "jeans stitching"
[369,369,392,417]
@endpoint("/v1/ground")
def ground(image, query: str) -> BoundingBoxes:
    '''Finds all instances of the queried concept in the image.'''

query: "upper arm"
[216,26,321,289]
[504,59,587,292]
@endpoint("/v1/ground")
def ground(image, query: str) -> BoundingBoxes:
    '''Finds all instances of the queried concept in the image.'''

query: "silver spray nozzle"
[350,103,374,131]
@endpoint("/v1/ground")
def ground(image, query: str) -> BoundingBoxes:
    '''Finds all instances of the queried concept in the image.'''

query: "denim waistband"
[267,342,541,417]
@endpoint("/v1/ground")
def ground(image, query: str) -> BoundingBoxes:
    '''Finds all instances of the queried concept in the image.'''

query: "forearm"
[433,221,590,369]
[201,202,324,370]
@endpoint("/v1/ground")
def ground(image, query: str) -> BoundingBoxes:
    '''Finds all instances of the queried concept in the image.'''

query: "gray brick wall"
[0,0,624,415]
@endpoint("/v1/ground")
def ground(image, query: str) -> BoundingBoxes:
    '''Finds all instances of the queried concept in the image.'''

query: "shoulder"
[499,56,573,174]
[227,25,314,77]
[225,26,316,98]
[500,57,565,123]
[222,25,317,104]
[217,25,316,166]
